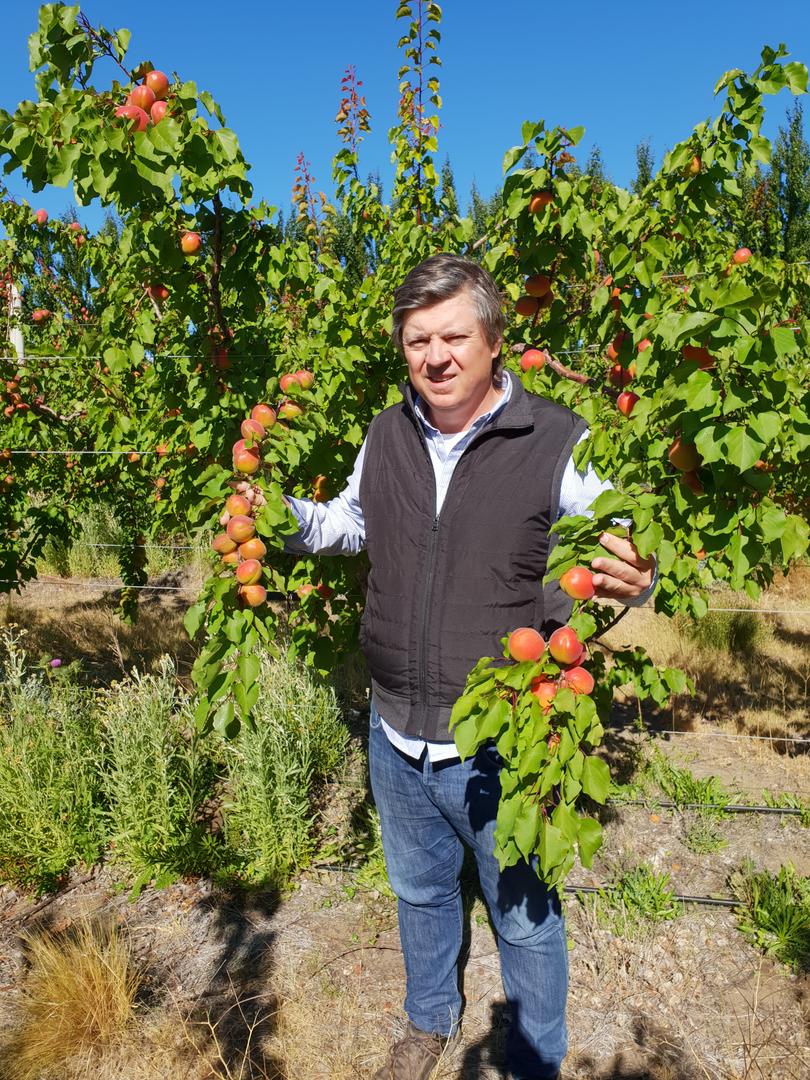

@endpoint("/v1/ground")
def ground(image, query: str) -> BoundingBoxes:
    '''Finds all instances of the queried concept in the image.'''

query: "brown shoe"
[373,1021,453,1079]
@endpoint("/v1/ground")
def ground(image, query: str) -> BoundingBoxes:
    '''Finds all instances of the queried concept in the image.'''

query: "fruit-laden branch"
[29,400,85,425]
[510,344,591,385]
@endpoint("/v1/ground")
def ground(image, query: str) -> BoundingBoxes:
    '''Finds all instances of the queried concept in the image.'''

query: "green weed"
[585,863,682,938]
[730,861,810,973]
[762,789,810,827]
[643,745,735,854]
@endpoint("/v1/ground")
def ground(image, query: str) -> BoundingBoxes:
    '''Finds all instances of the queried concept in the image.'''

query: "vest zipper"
[417,513,441,734]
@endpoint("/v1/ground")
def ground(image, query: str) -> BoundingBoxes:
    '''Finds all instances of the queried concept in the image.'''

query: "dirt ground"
[0,573,808,1078]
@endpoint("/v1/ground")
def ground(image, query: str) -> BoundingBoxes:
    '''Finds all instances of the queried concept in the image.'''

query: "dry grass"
[598,568,810,799]
[1,919,141,1080]
[0,574,201,684]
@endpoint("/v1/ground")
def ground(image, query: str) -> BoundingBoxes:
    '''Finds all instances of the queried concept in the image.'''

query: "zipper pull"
[432,515,439,531]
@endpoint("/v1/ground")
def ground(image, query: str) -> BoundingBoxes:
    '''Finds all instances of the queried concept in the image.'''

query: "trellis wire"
[5,572,809,617]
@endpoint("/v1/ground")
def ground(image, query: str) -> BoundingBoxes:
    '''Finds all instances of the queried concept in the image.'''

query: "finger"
[591,558,654,588]
[590,559,645,587]
[597,531,655,571]
[591,572,650,600]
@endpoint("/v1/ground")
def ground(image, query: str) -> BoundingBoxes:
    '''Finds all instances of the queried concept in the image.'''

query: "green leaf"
[213,701,238,739]
[581,755,610,803]
[538,817,567,871]
[748,134,771,164]
[514,799,541,859]
[724,426,765,471]
[770,326,799,357]
[237,652,260,688]
[183,601,206,639]
[577,816,603,868]
[780,514,810,563]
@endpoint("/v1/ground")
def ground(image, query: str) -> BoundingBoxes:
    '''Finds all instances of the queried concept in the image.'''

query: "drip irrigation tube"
[609,798,807,816]
[310,863,741,908]
[564,883,739,908]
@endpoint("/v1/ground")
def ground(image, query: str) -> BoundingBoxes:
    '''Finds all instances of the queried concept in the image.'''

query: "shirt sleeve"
[558,431,657,608]
[284,440,367,556]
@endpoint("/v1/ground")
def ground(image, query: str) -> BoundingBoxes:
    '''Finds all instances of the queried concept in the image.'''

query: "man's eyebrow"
[404,326,473,340]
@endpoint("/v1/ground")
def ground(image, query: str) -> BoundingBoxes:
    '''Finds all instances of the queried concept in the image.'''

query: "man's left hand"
[590,532,655,601]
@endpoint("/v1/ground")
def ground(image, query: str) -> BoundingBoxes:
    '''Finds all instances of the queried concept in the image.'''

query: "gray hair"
[392,254,506,382]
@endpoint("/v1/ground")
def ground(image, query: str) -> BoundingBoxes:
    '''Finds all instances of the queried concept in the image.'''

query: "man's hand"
[590,532,655,601]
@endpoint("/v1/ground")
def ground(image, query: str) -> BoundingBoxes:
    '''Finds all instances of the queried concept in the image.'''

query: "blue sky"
[1,1,808,230]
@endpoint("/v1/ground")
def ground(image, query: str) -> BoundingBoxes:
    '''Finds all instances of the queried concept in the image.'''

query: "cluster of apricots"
[210,402,278,608]
[209,372,315,607]
[114,69,171,133]
[32,212,85,247]
[515,271,555,322]
[2,373,40,418]
[506,622,594,714]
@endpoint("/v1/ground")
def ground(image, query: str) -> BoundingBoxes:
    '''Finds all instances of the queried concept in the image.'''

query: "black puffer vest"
[359,375,587,741]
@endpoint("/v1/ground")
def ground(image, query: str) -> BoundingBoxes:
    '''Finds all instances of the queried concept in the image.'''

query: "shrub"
[99,658,223,893]
[0,629,105,893]
[221,651,348,886]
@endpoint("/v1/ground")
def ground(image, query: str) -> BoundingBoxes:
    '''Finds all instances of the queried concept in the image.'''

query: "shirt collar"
[413,371,514,437]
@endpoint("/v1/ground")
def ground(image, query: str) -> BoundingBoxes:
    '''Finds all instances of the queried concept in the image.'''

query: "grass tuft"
[2,919,140,1079]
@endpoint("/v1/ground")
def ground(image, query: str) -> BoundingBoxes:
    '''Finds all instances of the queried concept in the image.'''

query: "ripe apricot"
[617,391,640,417]
[559,566,595,600]
[529,191,554,213]
[680,470,704,495]
[212,533,237,555]
[668,436,700,472]
[225,494,252,517]
[515,295,540,318]
[251,403,277,428]
[520,348,546,373]
[239,537,267,560]
[241,418,265,443]
[226,515,255,543]
[548,626,583,665]
[525,274,552,297]
[239,583,267,607]
[507,627,546,663]
[180,231,201,255]
[561,666,594,695]
[530,676,557,713]
[236,559,262,585]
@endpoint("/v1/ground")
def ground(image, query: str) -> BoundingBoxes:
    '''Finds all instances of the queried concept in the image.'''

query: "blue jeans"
[368,709,568,1079]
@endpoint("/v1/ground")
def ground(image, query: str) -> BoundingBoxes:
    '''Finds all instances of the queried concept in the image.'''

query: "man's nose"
[425,336,451,367]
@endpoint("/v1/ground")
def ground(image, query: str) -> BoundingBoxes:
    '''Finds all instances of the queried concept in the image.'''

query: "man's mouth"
[427,373,454,383]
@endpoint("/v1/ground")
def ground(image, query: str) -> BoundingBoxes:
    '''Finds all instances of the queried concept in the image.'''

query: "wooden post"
[8,281,23,361]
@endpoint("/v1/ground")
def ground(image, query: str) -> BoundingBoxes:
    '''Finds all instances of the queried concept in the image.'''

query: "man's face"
[400,289,502,431]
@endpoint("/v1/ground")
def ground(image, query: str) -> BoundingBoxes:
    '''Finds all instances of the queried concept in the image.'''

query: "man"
[286,254,655,1079]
